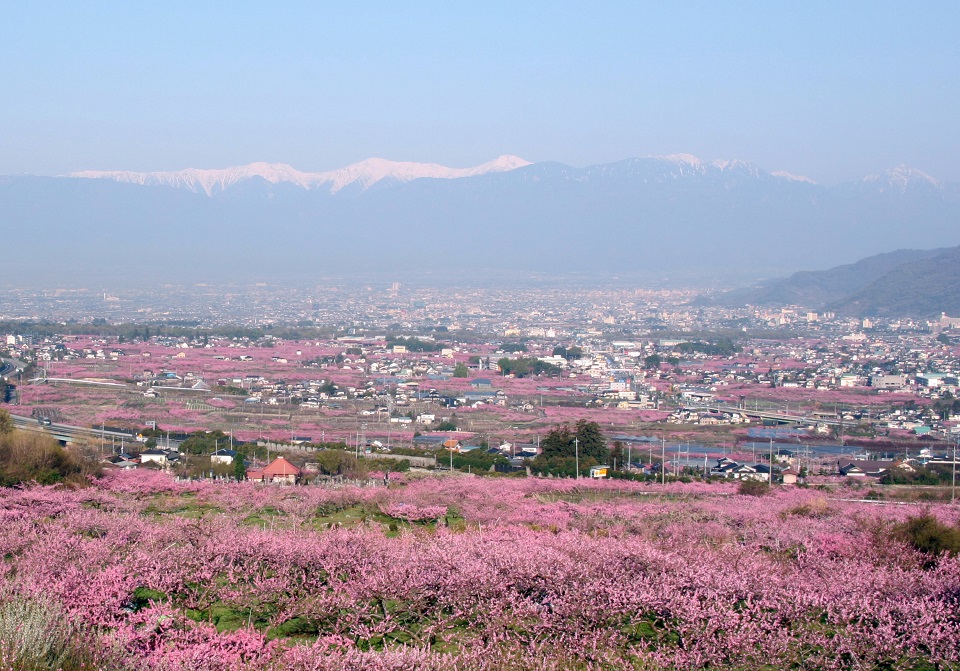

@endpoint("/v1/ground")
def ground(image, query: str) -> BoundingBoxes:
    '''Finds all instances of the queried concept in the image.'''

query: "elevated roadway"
[0,358,26,380]
[684,404,842,426]
[8,413,136,445]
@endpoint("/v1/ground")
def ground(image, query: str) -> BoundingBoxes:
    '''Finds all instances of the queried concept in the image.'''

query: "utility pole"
[953,437,957,504]
[574,437,579,480]
[838,405,845,446]
[661,437,666,484]
[769,437,774,484]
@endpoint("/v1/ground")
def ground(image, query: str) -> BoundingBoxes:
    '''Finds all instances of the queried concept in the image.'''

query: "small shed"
[589,465,609,479]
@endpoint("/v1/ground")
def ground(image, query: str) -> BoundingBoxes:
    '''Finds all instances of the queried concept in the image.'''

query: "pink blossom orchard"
[0,472,958,670]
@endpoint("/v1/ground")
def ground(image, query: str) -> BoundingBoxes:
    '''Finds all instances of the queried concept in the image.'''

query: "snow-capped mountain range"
[67,153,829,196]
[3,152,956,288]
[67,152,952,197]
[70,155,532,195]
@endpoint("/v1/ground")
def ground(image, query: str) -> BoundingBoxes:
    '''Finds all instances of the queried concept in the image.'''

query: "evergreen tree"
[574,420,607,462]
[540,424,575,459]
[538,420,607,463]
[233,451,246,481]
[609,440,625,469]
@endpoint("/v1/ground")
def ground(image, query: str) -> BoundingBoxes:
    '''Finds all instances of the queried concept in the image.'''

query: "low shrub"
[0,597,99,671]
[737,479,770,496]
[0,431,86,486]
[893,512,960,565]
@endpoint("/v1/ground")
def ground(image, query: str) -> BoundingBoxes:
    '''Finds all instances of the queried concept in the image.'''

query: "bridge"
[33,377,128,388]
[684,404,842,426]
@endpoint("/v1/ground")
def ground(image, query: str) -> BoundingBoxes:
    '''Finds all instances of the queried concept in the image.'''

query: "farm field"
[2,471,959,670]
[17,333,941,460]
[17,336,676,446]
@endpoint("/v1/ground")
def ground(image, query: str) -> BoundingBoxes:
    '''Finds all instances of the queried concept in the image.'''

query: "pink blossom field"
[1,472,958,670]
[18,336,945,453]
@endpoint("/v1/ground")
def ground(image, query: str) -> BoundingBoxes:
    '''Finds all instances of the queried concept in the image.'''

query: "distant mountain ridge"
[2,153,959,286]
[66,152,819,196]
[70,155,532,195]
[859,165,942,194]
[711,245,960,317]
[828,246,960,317]
[711,248,948,307]
[65,154,958,198]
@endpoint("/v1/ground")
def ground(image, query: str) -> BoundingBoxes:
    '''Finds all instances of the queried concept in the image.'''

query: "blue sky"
[1,1,957,184]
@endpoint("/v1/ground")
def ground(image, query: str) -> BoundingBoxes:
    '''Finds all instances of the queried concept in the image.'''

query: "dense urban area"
[2,282,959,486]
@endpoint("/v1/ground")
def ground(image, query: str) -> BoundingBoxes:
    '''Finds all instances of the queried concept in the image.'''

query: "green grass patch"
[139,494,224,518]
[125,587,168,612]
[267,616,319,639]
[185,602,274,633]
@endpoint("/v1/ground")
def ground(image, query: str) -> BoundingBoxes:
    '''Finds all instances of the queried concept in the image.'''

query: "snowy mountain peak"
[70,155,532,195]
[316,155,532,193]
[473,154,532,172]
[709,159,762,176]
[654,153,703,167]
[861,165,942,193]
[771,170,816,184]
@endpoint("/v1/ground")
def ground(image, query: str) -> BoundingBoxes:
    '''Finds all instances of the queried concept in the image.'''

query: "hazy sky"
[1,2,957,184]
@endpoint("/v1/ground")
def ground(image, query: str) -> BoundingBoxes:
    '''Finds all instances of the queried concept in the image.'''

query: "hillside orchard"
[0,470,959,670]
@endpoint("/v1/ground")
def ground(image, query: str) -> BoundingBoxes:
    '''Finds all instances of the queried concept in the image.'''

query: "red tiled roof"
[262,457,301,477]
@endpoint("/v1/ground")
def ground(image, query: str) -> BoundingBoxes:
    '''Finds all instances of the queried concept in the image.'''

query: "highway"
[9,413,136,444]
[684,404,842,426]
[0,358,26,380]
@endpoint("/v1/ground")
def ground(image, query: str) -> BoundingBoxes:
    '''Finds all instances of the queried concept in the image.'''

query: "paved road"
[9,413,136,443]
[684,404,841,426]
[0,358,26,380]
